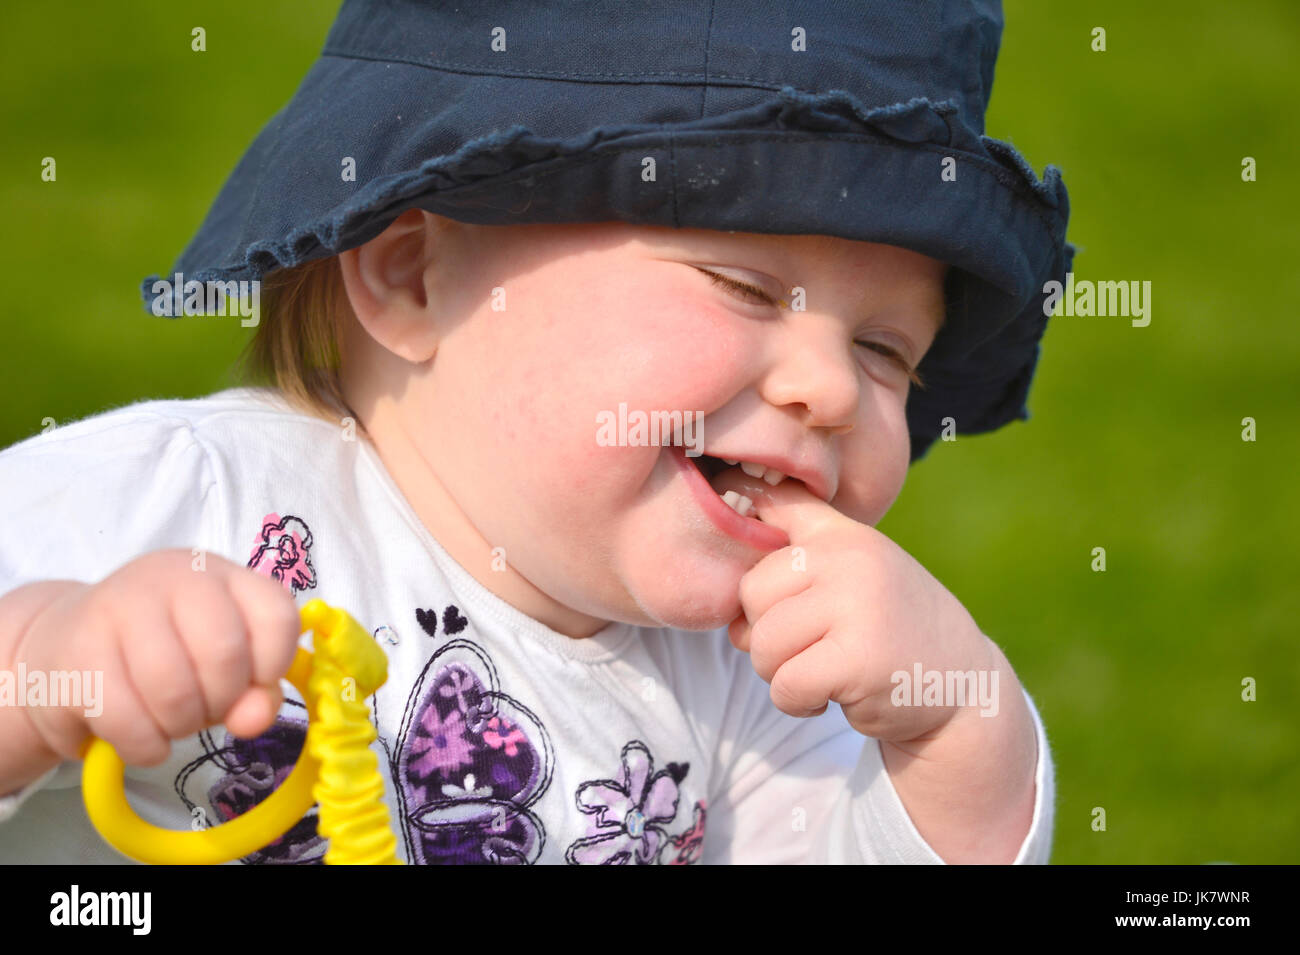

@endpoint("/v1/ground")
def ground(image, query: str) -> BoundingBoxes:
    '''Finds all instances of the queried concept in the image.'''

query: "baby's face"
[348,219,946,635]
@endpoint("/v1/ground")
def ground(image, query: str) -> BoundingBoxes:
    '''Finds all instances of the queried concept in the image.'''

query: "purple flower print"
[177,713,326,865]
[565,740,688,865]
[409,703,474,779]
[438,668,476,716]
[483,716,526,757]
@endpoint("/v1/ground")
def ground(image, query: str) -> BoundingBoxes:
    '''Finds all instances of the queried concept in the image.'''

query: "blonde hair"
[232,256,364,434]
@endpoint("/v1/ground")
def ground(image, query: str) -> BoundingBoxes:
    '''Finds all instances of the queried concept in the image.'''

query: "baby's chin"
[618,547,757,633]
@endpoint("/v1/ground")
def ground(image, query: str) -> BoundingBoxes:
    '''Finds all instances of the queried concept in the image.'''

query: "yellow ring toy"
[81,599,402,865]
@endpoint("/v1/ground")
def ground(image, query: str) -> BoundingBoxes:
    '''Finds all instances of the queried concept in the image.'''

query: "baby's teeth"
[740,461,766,479]
[762,468,785,486]
[722,458,739,466]
[719,490,754,517]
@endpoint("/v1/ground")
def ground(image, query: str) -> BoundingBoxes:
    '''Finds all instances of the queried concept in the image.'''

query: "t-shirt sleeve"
[700,645,1055,864]
[0,409,223,821]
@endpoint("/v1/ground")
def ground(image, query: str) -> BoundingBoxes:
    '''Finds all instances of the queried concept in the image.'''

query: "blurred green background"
[1,3,1295,863]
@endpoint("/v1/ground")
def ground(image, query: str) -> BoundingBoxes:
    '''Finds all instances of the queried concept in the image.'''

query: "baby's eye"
[697,268,777,306]
[698,267,923,386]
[855,340,923,386]
[856,340,906,367]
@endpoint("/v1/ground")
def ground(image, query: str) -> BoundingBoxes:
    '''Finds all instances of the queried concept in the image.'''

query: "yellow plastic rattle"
[81,599,403,865]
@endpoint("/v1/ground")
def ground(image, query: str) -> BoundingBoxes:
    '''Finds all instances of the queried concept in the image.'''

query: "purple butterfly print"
[173,710,326,865]
[379,633,555,865]
[565,741,688,865]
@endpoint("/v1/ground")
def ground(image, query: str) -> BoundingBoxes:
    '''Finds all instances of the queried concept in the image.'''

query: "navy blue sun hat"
[142,0,1073,464]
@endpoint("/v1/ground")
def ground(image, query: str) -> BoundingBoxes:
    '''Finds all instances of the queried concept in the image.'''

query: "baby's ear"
[337,208,441,362]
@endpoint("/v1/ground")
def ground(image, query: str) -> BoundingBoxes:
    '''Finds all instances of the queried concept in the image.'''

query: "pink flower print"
[483,716,526,757]
[409,703,475,779]
[668,801,707,865]
[565,740,686,865]
[247,513,317,595]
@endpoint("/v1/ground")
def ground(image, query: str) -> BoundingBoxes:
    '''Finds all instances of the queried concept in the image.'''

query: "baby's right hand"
[13,549,303,767]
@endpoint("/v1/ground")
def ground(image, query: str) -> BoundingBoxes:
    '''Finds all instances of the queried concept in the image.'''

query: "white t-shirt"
[0,387,1055,864]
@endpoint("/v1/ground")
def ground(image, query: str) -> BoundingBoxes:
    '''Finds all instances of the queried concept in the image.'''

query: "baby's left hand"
[725,473,998,744]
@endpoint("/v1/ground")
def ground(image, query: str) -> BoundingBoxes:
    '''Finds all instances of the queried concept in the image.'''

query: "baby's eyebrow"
[778,241,950,334]
[852,282,947,339]
[923,286,948,333]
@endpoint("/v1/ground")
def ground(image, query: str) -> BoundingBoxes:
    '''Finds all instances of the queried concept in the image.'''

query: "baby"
[0,0,1071,864]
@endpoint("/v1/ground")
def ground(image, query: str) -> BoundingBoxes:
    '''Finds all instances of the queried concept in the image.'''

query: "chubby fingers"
[737,589,833,683]
[728,546,814,652]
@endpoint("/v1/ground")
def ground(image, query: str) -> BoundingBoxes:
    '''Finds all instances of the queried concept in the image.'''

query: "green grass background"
[1,3,1295,863]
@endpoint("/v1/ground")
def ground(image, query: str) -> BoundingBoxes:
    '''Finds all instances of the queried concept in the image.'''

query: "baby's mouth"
[688,453,794,520]
[668,445,793,550]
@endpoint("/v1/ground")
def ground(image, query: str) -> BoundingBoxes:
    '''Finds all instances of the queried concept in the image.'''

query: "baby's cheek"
[579,310,739,423]
[625,307,748,404]
[837,418,911,525]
